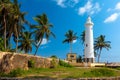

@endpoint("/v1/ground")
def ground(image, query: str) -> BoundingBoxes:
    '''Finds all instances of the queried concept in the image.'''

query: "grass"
[1,66,120,79]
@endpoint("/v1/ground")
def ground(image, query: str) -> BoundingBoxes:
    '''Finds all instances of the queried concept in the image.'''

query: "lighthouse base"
[84,58,95,63]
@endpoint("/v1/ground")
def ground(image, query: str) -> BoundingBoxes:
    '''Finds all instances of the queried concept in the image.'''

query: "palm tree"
[63,30,77,53]
[0,37,4,51]
[32,13,55,55]
[80,31,85,61]
[7,0,26,52]
[0,0,13,50]
[18,31,33,53]
[94,35,111,63]
[80,31,85,45]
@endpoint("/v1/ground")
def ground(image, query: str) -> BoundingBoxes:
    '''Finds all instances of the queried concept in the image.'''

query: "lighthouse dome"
[85,16,94,27]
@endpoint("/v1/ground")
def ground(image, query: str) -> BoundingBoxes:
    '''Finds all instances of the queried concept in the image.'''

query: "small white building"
[84,16,95,63]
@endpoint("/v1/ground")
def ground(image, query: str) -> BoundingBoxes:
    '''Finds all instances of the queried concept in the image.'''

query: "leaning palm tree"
[94,35,111,63]
[63,30,77,53]
[18,31,33,53]
[32,13,55,55]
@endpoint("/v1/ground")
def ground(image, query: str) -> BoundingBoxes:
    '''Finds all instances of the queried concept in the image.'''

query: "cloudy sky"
[18,0,120,62]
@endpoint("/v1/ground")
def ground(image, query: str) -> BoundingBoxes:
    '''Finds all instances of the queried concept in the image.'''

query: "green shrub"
[8,68,23,77]
[83,68,115,77]
[28,59,35,68]
[50,55,58,59]
[0,72,7,77]
[50,58,58,68]
[59,60,73,67]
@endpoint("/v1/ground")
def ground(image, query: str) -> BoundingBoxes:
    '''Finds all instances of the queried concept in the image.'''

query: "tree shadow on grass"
[22,76,57,80]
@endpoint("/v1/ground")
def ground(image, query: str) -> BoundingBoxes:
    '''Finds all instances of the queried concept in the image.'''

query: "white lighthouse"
[84,16,95,63]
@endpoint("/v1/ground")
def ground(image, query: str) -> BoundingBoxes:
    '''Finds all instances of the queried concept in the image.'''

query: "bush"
[50,55,58,59]
[28,59,35,68]
[83,68,115,77]
[59,60,73,67]
[0,72,7,77]
[8,68,23,77]
[50,58,58,68]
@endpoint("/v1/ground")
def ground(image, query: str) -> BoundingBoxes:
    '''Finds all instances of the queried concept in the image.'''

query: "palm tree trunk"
[70,42,72,53]
[34,45,39,56]
[98,48,102,63]
[15,25,18,53]
[16,35,18,53]
[3,14,6,50]
[34,39,42,56]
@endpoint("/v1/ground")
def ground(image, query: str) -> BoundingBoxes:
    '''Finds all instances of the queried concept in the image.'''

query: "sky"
[18,0,120,62]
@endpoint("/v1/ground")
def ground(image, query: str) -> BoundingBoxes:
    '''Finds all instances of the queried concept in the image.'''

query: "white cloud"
[72,40,77,44]
[41,38,48,45]
[56,0,66,8]
[78,1,101,15]
[104,13,119,23]
[115,2,120,10]
[36,38,50,46]
[53,0,79,8]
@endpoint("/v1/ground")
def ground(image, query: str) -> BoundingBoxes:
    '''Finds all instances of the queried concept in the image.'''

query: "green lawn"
[1,66,120,79]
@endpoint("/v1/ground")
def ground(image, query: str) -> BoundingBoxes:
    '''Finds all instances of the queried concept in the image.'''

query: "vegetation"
[77,55,83,63]
[0,1,114,79]
[50,58,58,68]
[59,60,73,67]
[0,0,55,54]
[94,35,111,62]
[80,30,85,44]
[63,30,77,53]
[0,67,120,78]
[50,55,58,59]
[31,13,55,55]
[18,31,33,53]
[28,59,35,68]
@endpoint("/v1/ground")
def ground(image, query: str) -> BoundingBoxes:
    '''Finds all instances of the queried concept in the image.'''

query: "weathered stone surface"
[0,52,54,73]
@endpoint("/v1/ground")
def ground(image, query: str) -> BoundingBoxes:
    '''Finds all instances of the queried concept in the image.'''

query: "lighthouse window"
[70,55,74,59]
[86,44,88,47]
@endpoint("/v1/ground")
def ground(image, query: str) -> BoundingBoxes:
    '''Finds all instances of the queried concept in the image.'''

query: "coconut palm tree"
[18,31,33,53]
[63,30,77,53]
[7,0,26,52]
[0,37,4,51]
[80,31,85,45]
[32,13,55,55]
[0,0,13,50]
[94,35,111,63]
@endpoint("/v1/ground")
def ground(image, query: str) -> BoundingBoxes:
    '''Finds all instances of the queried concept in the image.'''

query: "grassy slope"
[4,66,120,79]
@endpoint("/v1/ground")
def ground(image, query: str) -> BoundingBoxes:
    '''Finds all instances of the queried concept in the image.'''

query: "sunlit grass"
[1,66,120,79]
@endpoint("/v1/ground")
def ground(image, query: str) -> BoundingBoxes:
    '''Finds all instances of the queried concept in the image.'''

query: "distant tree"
[32,13,55,55]
[77,55,83,63]
[63,30,77,53]
[94,35,111,63]
[50,55,58,59]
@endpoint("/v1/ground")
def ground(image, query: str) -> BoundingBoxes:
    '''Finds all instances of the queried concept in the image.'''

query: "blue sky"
[18,0,120,62]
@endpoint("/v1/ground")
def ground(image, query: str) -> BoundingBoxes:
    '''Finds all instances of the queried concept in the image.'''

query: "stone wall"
[0,52,53,73]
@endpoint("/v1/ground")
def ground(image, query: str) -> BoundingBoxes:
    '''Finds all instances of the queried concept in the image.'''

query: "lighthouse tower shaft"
[84,17,95,63]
